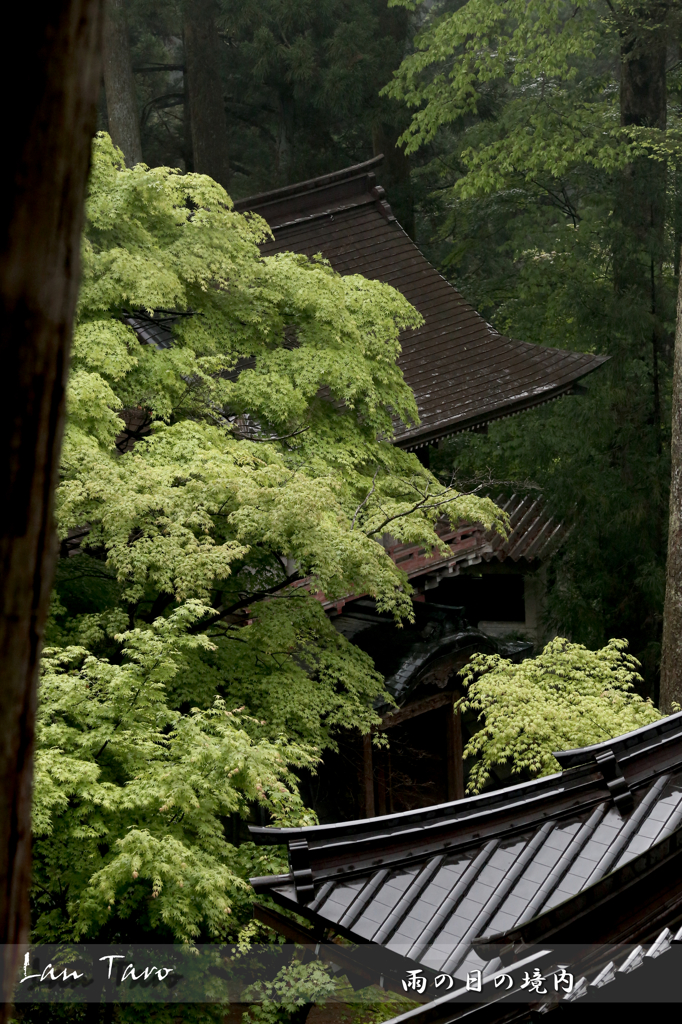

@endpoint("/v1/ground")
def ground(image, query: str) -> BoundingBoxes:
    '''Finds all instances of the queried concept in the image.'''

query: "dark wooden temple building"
[303,494,561,823]
[232,159,606,824]
[132,156,607,452]
[120,159,607,826]
[328,491,564,650]
[123,160,610,827]
[124,159,668,1010]
[250,712,682,1016]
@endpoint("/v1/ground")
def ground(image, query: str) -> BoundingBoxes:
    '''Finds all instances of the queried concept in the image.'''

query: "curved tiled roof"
[234,158,608,449]
[383,492,564,594]
[121,310,176,349]
[249,712,682,991]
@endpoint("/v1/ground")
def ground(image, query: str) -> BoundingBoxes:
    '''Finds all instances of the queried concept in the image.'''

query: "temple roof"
[380,492,563,596]
[249,711,682,994]
[234,158,608,450]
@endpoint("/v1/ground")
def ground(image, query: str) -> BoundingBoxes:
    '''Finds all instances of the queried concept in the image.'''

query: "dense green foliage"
[386,0,666,176]
[35,611,312,944]
[216,0,410,181]
[33,133,501,949]
[458,638,661,793]
[122,0,415,218]
[29,2,682,1016]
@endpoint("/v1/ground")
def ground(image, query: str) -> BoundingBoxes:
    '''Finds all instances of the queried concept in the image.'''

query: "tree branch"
[351,470,379,530]
[365,489,474,538]
[187,570,304,634]
[229,425,310,443]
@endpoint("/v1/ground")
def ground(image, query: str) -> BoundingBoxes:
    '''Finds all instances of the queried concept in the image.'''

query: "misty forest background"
[98,0,681,699]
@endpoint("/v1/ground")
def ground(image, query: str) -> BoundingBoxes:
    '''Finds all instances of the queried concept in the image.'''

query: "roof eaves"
[395,367,609,450]
[249,713,682,857]
[248,763,603,853]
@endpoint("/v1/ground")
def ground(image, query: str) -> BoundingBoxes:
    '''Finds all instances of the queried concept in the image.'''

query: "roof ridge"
[250,711,682,846]
[233,154,385,212]
[553,709,682,767]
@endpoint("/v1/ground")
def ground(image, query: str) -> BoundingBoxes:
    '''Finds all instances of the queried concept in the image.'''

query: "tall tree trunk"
[183,0,230,188]
[182,59,194,173]
[372,121,414,239]
[657,0,679,713]
[614,4,668,346]
[660,255,682,712]
[373,0,414,238]
[0,0,103,1013]
[102,0,141,166]
[276,90,294,184]
[619,2,668,134]
[611,3,669,630]
[614,5,668,295]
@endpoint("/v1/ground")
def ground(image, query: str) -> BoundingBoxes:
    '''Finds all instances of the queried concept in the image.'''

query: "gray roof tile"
[251,712,682,983]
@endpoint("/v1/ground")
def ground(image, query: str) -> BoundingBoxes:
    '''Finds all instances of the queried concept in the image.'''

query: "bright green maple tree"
[458,638,661,794]
[34,133,503,945]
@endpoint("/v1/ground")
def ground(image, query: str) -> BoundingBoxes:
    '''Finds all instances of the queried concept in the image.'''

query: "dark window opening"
[425,574,525,624]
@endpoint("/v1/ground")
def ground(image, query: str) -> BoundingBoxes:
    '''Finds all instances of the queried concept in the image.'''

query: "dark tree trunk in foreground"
[102,0,142,166]
[0,1,103,1009]
[183,0,230,187]
[660,261,682,712]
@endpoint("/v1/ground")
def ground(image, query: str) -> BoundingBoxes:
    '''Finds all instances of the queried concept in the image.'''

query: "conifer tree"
[387,0,681,691]
[184,0,231,185]
[661,254,682,710]
[102,0,142,166]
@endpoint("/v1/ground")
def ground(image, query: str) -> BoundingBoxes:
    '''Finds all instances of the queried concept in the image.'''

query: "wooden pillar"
[377,748,387,816]
[363,734,375,817]
[446,702,465,801]
[387,745,393,814]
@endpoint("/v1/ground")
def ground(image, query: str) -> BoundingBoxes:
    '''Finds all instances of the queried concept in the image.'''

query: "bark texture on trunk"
[372,0,414,238]
[371,121,414,239]
[102,0,142,166]
[276,91,294,185]
[612,3,670,587]
[620,5,668,133]
[0,0,103,1008]
[660,260,682,712]
[183,0,230,187]
[182,58,194,173]
[614,4,668,290]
